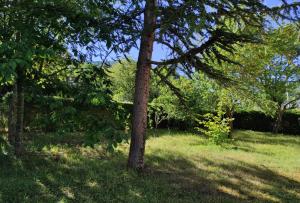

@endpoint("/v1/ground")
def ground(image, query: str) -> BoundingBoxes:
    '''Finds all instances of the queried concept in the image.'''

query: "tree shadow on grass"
[1,150,299,203]
[1,135,300,203]
[145,153,300,203]
[226,142,275,156]
[197,157,300,202]
[0,151,239,203]
[234,130,300,146]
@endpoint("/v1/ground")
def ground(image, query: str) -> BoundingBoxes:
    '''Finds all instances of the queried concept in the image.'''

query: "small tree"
[196,103,234,145]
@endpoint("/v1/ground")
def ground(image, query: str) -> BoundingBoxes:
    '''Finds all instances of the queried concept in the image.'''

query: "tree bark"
[15,68,25,157]
[127,0,157,170]
[8,84,18,145]
[273,106,284,134]
[226,107,234,139]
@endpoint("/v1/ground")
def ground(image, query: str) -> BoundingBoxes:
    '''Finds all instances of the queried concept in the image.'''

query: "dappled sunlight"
[143,130,300,202]
[60,187,75,200]
[217,185,246,199]
[1,130,300,202]
[145,151,300,202]
[85,180,99,188]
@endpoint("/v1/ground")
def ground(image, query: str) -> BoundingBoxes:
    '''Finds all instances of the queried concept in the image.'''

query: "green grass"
[0,130,300,203]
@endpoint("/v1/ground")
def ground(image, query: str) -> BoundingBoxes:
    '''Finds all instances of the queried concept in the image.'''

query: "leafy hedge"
[156,111,300,135]
[233,111,300,135]
[120,103,300,135]
[23,97,130,151]
[2,100,299,137]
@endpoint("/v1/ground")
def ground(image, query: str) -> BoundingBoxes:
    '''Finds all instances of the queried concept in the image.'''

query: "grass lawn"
[0,130,300,203]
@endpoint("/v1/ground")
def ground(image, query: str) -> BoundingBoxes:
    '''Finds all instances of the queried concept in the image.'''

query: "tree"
[127,0,157,169]
[222,24,300,133]
[123,0,299,169]
[259,25,300,133]
[0,0,114,156]
[264,59,299,133]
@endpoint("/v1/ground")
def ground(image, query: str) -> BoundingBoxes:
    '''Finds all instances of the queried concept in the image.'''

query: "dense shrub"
[24,97,130,151]
[281,112,300,135]
[233,111,274,132]
[233,111,300,135]
[195,112,233,144]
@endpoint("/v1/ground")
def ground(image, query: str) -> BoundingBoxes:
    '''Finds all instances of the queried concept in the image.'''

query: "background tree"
[259,25,300,133]
[109,60,137,103]
[221,24,300,133]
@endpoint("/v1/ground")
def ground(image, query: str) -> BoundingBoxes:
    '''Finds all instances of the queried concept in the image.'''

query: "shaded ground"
[0,130,299,202]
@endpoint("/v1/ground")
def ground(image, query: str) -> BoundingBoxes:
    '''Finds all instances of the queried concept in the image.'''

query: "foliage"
[149,85,185,121]
[97,127,127,151]
[259,55,300,112]
[109,59,137,103]
[234,24,299,115]
[189,73,220,112]
[27,95,128,152]
[109,59,161,104]
[26,61,112,105]
[0,0,120,156]
[147,72,220,125]
[111,1,299,80]
[0,95,9,155]
[20,57,131,152]
[196,110,233,145]
[258,24,300,112]
[148,102,167,130]
[0,0,116,82]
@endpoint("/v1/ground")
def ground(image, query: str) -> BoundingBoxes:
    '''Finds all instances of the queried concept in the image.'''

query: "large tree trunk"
[15,68,25,157]
[8,84,18,145]
[273,106,284,134]
[127,0,157,170]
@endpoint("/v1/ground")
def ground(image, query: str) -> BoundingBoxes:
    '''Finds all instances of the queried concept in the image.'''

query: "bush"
[25,97,129,152]
[196,112,233,144]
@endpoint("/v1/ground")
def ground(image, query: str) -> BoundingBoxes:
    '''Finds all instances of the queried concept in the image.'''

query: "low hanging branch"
[283,96,300,109]
[152,67,186,104]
